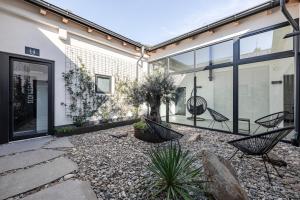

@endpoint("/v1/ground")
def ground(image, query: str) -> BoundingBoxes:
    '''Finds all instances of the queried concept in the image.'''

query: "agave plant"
[147,144,204,200]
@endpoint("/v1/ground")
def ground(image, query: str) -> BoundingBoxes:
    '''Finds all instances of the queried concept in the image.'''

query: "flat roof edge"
[148,0,280,51]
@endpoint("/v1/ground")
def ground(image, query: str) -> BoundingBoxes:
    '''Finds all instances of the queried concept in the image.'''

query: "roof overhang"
[24,0,144,48]
[148,0,282,51]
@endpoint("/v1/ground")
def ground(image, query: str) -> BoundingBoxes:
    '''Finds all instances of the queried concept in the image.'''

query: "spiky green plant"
[147,145,204,200]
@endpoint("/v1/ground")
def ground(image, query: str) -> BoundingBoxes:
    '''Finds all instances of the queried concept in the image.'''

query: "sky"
[46,0,268,45]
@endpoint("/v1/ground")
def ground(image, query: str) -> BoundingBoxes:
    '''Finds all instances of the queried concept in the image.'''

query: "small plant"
[147,145,204,200]
[55,126,74,134]
[133,120,147,130]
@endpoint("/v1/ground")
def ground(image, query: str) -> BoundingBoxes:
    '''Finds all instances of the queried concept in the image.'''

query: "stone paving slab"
[21,180,97,200]
[0,157,77,200]
[43,137,74,149]
[0,136,53,157]
[0,149,64,173]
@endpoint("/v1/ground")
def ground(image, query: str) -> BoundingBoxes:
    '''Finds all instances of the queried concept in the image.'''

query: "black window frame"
[95,74,112,94]
[157,20,298,145]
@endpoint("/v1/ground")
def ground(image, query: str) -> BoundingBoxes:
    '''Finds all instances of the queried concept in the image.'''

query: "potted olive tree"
[126,72,176,141]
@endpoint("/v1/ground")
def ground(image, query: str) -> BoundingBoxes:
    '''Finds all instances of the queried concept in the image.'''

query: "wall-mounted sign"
[25,46,40,56]
[271,80,283,85]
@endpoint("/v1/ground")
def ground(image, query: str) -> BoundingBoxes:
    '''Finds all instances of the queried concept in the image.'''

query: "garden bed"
[55,118,140,137]
[66,125,300,200]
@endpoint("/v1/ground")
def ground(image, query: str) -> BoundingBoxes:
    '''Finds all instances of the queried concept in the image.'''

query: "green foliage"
[100,76,136,121]
[61,58,107,127]
[148,145,204,200]
[117,80,144,118]
[126,71,176,122]
[133,120,147,130]
[55,126,74,134]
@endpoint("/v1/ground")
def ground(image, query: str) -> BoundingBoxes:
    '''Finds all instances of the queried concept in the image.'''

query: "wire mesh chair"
[228,126,294,184]
[207,107,231,131]
[144,118,184,146]
[253,111,289,134]
[186,88,207,121]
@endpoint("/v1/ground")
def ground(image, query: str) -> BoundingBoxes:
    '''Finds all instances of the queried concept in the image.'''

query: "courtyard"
[0,125,299,199]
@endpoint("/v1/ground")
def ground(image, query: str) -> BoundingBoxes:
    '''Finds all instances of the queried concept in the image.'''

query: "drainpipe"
[136,46,148,117]
[280,0,300,146]
[136,46,145,81]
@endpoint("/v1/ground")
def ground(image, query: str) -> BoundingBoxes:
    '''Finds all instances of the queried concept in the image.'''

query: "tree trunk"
[149,99,161,123]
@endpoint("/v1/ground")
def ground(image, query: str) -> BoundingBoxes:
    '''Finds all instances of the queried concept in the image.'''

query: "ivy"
[61,58,107,127]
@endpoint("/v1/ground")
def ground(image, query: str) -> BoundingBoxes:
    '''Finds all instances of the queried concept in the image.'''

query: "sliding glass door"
[11,59,50,139]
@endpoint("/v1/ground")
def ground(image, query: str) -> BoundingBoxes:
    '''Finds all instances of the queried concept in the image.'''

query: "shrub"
[55,126,74,134]
[61,57,107,127]
[147,145,204,199]
[133,121,147,130]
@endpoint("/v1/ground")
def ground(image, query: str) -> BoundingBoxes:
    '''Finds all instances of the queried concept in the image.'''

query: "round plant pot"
[134,128,162,143]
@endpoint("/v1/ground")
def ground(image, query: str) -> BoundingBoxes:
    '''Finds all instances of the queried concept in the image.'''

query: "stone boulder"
[201,150,248,200]
[263,152,287,167]
[109,132,128,139]
[188,133,201,142]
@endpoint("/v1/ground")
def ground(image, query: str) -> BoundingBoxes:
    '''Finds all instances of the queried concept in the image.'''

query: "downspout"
[280,0,300,146]
[136,46,145,81]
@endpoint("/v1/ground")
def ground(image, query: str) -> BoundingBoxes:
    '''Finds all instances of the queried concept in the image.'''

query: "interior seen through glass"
[12,60,48,137]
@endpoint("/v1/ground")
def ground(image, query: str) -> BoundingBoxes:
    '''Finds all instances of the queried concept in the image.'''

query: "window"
[95,75,111,94]
[211,40,233,64]
[196,47,210,68]
[240,26,293,59]
[169,51,194,72]
[238,57,294,136]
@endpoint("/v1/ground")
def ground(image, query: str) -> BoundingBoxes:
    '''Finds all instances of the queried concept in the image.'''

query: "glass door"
[11,59,49,139]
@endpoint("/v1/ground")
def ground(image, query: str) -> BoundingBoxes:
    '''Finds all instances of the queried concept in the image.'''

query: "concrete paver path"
[0,149,64,173]
[44,137,74,149]
[0,136,52,157]
[0,136,97,200]
[21,180,98,200]
[0,157,77,200]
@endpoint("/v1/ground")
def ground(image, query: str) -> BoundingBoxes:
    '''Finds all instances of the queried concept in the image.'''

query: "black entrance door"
[10,58,52,140]
[0,53,54,143]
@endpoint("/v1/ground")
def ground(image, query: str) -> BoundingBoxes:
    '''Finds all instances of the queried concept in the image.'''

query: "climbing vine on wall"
[61,58,107,127]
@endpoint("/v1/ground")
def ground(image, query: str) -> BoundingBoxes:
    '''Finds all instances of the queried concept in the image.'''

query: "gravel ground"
[68,125,300,200]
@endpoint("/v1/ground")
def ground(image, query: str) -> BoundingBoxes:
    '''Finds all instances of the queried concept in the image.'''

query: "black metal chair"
[228,126,294,184]
[253,111,289,134]
[144,118,183,146]
[207,107,231,131]
[186,88,207,121]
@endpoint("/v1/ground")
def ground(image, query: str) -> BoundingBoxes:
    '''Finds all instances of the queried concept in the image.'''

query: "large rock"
[263,152,287,167]
[188,133,201,142]
[109,132,128,138]
[201,150,248,200]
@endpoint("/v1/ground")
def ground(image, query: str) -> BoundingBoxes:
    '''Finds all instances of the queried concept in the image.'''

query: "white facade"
[0,0,298,136]
[0,0,148,127]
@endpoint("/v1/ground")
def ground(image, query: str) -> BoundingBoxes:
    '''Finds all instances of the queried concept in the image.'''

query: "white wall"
[0,0,147,126]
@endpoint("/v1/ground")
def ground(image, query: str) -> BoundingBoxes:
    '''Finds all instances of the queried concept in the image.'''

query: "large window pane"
[195,67,233,132]
[240,26,293,59]
[211,40,233,64]
[196,47,210,68]
[169,51,194,72]
[239,57,294,140]
[12,61,49,137]
[163,72,194,126]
